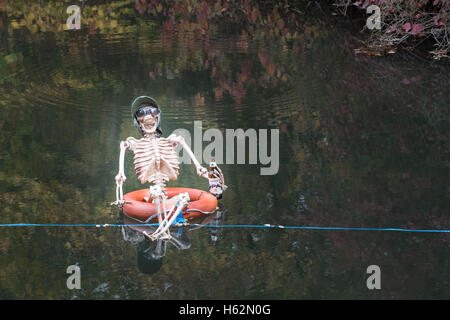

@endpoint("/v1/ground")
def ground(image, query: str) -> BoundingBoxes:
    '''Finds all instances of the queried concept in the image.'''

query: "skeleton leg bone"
[150,192,190,241]
[148,185,179,240]
[161,193,190,227]
[150,196,173,239]
[150,197,172,241]
[148,185,170,240]
[150,200,184,240]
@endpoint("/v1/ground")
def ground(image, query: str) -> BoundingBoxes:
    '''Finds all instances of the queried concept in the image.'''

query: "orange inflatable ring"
[122,187,218,221]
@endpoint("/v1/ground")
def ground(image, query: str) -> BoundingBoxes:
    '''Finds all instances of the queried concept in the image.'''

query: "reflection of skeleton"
[121,220,191,258]
[112,96,217,241]
[121,214,192,275]
[121,208,223,256]
[120,208,224,275]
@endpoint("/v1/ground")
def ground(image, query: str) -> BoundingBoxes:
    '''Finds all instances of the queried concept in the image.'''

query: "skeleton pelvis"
[122,187,218,221]
[144,194,178,208]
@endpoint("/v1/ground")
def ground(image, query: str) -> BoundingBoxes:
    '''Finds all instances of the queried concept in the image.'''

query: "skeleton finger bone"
[112,178,125,206]
[197,166,208,178]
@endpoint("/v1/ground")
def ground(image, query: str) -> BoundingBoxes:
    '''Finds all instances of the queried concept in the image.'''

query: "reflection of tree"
[335,0,450,59]
[0,0,448,300]
[136,0,322,104]
[277,37,449,230]
[1,0,326,107]
[4,0,137,34]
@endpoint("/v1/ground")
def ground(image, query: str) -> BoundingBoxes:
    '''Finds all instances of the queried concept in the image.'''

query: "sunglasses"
[136,106,160,118]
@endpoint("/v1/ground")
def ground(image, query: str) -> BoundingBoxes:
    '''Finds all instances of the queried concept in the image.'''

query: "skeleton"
[112,96,217,241]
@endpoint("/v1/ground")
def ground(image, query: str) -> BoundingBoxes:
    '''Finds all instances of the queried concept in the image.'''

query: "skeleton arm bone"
[167,134,208,178]
[112,140,130,205]
[115,137,138,182]
[117,141,129,180]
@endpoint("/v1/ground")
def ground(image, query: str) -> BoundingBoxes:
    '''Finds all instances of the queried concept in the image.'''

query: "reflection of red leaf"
[411,23,423,35]
[258,52,269,66]
[136,0,144,15]
[434,15,441,26]
[402,22,411,32]
[243,0,250,14]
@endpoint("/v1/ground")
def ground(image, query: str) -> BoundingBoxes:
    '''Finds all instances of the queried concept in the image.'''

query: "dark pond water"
[0,1,449,299]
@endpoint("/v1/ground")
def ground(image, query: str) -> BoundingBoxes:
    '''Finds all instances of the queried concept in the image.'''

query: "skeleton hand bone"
[196,166,208,177]
[111,199,125,206]
[112,172,127,207]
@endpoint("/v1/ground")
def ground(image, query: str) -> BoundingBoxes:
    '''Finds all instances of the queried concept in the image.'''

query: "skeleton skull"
[136,106,160,137]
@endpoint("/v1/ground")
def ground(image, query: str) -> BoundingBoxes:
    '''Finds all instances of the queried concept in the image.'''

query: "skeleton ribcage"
[132,138,179,185]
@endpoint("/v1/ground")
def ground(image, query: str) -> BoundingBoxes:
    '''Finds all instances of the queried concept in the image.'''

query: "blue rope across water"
[0,223,448,233]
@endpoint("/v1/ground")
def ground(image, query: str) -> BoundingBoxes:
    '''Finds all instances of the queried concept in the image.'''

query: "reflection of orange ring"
[123,187,218,221]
